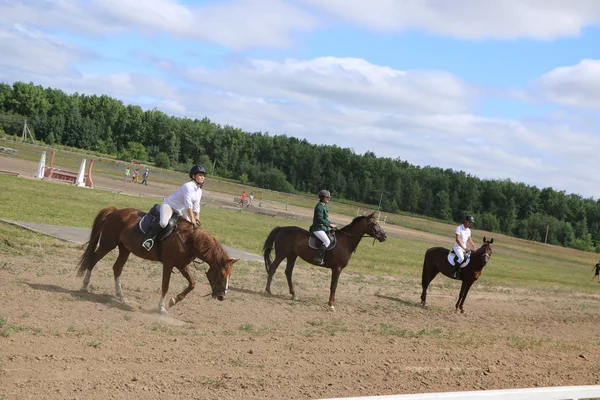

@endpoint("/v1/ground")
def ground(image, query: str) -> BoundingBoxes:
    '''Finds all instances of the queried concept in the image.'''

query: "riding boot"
[142,222,163,251]
[452,255,460,279]
[313,245,327,266]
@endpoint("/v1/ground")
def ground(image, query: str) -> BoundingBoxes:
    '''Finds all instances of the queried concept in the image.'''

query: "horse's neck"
[340,223,367,246]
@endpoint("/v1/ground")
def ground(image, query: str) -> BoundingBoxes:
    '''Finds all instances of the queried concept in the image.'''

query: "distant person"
[592,260,600,283]
[452,215,476,278]
[239,190,246,207]
[124,167,131,182]
[142,165,205,251]
[141,168,149,185]
[133,168,140,184]
[309,190,336,265]
[248,192,254,208]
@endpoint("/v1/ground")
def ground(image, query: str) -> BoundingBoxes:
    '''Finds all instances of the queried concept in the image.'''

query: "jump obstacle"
[34,151,94,188]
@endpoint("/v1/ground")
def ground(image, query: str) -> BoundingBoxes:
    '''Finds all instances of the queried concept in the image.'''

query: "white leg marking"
[159,296,167,314]
[80,270,92,291]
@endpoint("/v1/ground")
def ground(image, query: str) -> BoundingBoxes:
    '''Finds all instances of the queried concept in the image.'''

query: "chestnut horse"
[77,206,238,313]
[262,212,387,310]
[420,237,494,313]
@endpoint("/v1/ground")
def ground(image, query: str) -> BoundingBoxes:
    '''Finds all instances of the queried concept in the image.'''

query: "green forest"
[0,81,598,252]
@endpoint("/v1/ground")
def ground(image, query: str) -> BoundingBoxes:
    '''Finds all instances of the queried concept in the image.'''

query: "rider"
[142,165,206,250]
[309,189,337,265]
[452,215,476,278]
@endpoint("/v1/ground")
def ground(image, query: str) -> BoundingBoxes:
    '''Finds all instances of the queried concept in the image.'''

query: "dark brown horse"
[420,237,494,313]
[77,206,238,313]
[263,212,387,310]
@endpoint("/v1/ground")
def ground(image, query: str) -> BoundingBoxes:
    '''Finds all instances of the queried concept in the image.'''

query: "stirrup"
[142,238,154,251]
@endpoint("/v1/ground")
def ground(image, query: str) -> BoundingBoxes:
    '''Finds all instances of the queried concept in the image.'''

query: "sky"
[1,0,599,199]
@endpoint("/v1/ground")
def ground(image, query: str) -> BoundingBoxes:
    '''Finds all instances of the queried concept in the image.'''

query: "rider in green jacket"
[309,189,337,265]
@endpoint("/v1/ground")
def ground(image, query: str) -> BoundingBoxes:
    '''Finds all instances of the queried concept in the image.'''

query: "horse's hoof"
[291,294,299,301]
[79,287,89,292]
[117,297,128,303]
[168,298,176,308]
[328,305,335,312]
[460,309,465,314]
[159,308,168,315]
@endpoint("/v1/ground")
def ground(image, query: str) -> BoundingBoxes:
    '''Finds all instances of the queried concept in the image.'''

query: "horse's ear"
[489,238,494,244]
[483,236,486,243]
[230,258,240,264]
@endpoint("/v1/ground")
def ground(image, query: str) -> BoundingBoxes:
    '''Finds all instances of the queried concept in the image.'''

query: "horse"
[262,212,387,311]
[420,237,494,313]
[77,206,239,314]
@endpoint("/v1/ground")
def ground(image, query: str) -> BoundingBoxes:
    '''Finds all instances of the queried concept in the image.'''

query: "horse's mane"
[340,213,375,232]
[179,223,230,265]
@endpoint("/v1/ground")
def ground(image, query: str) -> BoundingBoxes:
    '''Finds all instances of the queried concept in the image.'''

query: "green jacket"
[310,201,331,232]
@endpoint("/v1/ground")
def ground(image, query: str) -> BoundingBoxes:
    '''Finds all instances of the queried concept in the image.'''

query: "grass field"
[1,173,599,295]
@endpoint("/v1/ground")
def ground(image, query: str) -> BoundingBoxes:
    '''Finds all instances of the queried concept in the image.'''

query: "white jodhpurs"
[453,244,466,264]
[313,230,330,247]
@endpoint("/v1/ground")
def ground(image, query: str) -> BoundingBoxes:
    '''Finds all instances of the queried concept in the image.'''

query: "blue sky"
[1,0,599,198]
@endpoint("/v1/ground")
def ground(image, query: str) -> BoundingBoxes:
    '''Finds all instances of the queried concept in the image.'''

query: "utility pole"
[211,158,217,176]
[21,119,35,143]
[377,190,384,220]
[544,224,549,244]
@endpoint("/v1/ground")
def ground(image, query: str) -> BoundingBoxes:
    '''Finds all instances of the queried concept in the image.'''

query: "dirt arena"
[2,156,600,399]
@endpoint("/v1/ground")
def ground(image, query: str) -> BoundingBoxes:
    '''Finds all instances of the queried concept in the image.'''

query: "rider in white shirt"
[452,215,476,278]
[142,165,205,250]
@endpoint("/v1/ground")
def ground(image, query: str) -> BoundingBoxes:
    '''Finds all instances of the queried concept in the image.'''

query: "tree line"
[0,81,598,252]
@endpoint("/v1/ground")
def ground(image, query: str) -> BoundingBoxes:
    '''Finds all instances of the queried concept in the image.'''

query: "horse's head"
[479,237,494,266]
[206,257,239,301]
[366,212,387,242]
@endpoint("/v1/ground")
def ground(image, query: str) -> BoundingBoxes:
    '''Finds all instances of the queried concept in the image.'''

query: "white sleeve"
[192,189,202,213]
[182,184,194,210]
[454,226,461,235]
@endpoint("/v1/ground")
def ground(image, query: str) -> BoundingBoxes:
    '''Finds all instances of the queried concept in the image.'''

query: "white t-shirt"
[164,181,202,214]
[454,224,471,247]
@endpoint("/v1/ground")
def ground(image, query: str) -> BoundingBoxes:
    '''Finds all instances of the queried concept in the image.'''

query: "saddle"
[308,231,337,251]
[139,204,179,243]
[447,250,471,268]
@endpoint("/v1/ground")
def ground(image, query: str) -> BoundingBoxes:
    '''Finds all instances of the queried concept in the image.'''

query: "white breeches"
[453,244,466,264]
[313,230,330,247]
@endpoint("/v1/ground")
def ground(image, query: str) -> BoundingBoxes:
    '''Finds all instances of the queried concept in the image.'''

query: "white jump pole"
[35,151,46,179]
[75,159,87,187]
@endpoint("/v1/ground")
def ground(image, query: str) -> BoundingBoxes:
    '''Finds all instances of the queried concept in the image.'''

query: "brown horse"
[77,206,238,313]
[420,237,494,313]
[263,212,387,310]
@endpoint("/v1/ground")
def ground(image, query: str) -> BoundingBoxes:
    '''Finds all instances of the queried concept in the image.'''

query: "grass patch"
[377,323,443,338]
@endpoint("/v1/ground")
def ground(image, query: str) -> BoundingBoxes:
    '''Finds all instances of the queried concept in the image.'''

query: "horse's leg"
[284,255,298,300]
[455,279,470,313]
[457,280,475,313]
[80,246,114,292]
[112,244,131,302]
[265,255,285,295]
[168,264,196,309]
[327,266,343,311]
[158,262,174,314]
[420,266,439,307]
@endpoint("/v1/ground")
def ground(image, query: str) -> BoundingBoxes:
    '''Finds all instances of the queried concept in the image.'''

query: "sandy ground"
[2,155,600,400]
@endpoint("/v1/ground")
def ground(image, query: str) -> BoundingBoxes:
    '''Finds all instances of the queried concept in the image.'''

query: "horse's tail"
[77,206,118,277]
[262,226,281,273]
[421,248,431,288]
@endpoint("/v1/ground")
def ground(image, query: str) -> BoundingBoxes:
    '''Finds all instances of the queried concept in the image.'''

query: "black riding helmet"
[189,165,206,180]
[464,215,475,223]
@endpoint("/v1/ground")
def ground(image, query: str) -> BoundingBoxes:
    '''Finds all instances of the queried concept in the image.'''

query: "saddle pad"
[139,213,156,234]
[447,251,471,268]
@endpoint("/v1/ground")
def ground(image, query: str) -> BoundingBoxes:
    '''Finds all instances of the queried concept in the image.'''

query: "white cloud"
[184,57,476,114]
[537,59,600,109]
[301,0,600,40]
[0,24,90,74]
[0,0,317,50]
